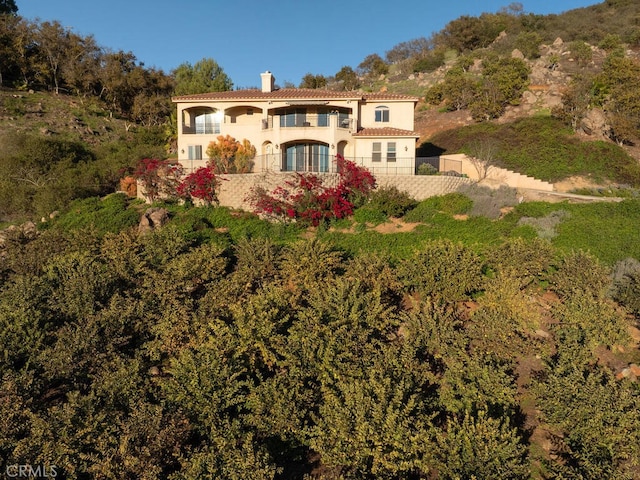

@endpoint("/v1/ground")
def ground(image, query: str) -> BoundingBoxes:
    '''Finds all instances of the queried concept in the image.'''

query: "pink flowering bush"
[132,158,183,202]
[248,155,376,226]
[176,166,223,205]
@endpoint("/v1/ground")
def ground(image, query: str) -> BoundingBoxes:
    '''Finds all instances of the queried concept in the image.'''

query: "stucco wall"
[441,154,554,192]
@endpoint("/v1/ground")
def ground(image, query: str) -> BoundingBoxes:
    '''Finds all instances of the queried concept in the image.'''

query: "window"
[188,145,203,160]
[375,106,389,123]
[195,112,220,134]
[372,142,382,162]
[338,112,350,128]
[317,108,329,127]
[280,108,307,127]
[387,142,396,162]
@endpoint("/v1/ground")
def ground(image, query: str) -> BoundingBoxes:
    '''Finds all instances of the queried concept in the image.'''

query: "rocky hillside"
[386,36,640,163]
[0,89,137,146]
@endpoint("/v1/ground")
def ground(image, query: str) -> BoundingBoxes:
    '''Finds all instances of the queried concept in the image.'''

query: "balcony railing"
[255,155,416,176]
[177,155,418,176]
[181,125,220,135]
[261,115,353,130]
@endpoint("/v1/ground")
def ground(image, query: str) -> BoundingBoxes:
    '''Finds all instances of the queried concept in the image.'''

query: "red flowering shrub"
[336,153,376,206]
[176,166,223,205]
[248,155,376,226]
[132,158,183,202]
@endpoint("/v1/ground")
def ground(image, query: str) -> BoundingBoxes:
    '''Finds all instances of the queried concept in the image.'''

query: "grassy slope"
[427,117,640,186]
[48,193,640,265]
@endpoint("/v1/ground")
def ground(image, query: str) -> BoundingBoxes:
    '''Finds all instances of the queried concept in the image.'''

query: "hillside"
[2,3,640,479]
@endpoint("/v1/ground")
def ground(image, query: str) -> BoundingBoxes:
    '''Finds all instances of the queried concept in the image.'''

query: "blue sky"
[19,0,599,89]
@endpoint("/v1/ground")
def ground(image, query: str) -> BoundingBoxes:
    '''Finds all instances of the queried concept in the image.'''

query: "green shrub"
[404,193,472,222]
[367,186,418,217]
[353,206,387,225]
[485,237,556,284]
[551,250,612,299]
[52,193,140,235]
[416,162,439,175]
[611,257,640,316]
[554,294,630,351]
[433,411,529,480]
[397,238,485,302]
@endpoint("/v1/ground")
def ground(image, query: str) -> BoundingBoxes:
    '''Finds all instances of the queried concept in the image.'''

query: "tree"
[514,31,542,59]
[173,58,232,95]
[598,55,640,145]
[385,37,432,63]
[98,50,140,115]
[35,21,71,94]
[570,40,593,67]
[335,66,359,91]
[206,135,256,174]
[438,13,508,53]
[357,53,388,77]
[553,73,597,130]
[60,33,102,96]
[298,73,327,89]
[0,0,17,15]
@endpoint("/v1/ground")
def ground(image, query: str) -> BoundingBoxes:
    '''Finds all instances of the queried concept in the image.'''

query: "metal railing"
[415,156,463,175]
[253,155,416,176]
[261,115,353,130]
[178,155,419,176]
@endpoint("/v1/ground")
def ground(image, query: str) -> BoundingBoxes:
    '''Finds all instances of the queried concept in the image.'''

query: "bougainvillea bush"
[248,155,376,226]
[176,166,223,205]
[132,158,183,202]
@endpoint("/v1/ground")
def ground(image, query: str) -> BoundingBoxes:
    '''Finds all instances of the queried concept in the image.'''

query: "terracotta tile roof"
[173,88,418,103]
[352,127,420,138]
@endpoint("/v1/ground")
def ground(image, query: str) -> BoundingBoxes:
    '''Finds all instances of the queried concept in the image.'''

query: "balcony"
[261,114,353,131]
[253,154,416,175]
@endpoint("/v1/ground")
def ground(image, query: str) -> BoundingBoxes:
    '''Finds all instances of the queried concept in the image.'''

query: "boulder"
[21,221,38,238]
[138,207,169,235]
[580,108,609,138]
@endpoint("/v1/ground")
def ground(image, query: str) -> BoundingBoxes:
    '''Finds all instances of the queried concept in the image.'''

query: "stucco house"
[173,71,420,176]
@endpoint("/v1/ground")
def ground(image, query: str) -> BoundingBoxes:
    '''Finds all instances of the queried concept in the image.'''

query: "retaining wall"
[441,154,554,191]
[215,172,474,210]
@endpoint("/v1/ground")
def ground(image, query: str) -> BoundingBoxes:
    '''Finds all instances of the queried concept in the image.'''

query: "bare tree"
[468,138,500,181]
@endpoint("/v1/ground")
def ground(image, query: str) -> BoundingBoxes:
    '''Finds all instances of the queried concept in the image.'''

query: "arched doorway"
[282,141,330,172]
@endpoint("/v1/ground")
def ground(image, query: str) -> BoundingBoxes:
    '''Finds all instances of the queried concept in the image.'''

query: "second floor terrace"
[180,105,354,135]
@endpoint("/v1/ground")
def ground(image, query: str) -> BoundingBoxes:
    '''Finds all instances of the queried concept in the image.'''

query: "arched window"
[195,110,220,134]
[375,106,389,123]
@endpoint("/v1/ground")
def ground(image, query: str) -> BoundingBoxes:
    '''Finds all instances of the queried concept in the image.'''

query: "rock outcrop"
[138,207,169,235]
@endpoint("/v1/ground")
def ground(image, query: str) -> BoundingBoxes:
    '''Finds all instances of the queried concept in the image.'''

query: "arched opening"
[282,141,330,172]
[181,107,221,134]
[337,140,348,157]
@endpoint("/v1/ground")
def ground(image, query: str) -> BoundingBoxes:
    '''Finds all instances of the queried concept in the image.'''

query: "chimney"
[261,71,275,93]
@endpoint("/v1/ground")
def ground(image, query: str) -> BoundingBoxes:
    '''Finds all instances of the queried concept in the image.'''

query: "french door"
[284,143,330,172]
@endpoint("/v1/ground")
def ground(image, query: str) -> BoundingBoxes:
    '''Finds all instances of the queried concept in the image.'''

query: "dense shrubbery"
[1,192,639,479]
